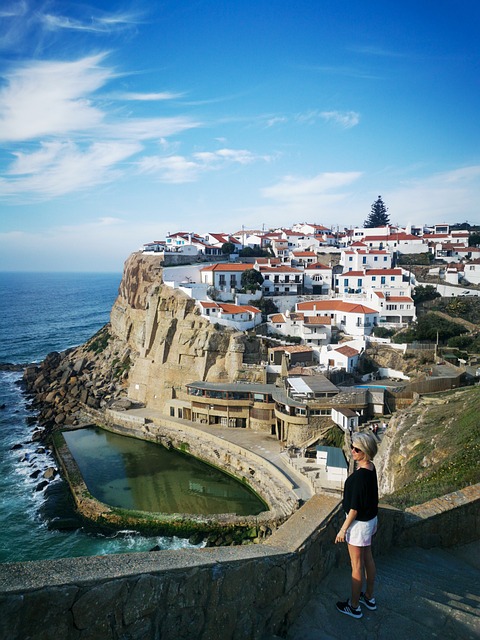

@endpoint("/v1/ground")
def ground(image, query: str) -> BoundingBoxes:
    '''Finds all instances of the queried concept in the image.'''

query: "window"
[219,275,226,285]
[284,275,290,283]
[374,256,378,262]
[264,274,270,279]
[362,257,367,264]
[390,276,395,281]
[381,276,386,284]
[357,279,363,287]
[372,276,376,281]
[344,279,348,287]
[349,256,353,262]
[384,256,388,261]
[170,407,175,417]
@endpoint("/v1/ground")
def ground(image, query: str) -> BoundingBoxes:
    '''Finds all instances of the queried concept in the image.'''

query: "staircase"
[284,541,480,640]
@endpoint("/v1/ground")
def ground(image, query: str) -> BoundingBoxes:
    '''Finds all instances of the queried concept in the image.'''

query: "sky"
[1,0,480,271]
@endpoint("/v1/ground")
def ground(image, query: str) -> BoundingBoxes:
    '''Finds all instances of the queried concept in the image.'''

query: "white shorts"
[345,516,378,547]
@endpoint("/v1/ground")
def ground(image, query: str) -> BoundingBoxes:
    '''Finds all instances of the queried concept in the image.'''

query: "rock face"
[23,252,258,436]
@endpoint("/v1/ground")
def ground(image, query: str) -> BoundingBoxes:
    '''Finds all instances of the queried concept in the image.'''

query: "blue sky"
[1,0,479,271]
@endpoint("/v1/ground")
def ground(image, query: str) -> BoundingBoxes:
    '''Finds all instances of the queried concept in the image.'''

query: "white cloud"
[320,111,360,129]
[387,165,480,225]
[1,140,142,198]
[138,148,270,183]
[295,110,360,128]
[115,91,184,101]
[40,10,140,34]
[262,171,362,201]
[0,54,110,141]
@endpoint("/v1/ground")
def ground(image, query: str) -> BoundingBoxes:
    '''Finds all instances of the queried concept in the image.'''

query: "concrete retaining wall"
[0,484,479,640]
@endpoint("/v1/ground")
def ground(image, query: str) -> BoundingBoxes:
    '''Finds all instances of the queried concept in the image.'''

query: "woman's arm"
[335,508,358,544]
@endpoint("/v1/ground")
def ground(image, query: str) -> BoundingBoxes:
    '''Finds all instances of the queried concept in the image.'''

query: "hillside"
[376,385,480,508]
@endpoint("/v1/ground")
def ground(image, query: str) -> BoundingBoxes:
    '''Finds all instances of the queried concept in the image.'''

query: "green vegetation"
[221,242,236,255]
[322,426,345,449]
[383,386,480,509]
[238,247,270,258]
[392,312,467,343]
[86,327,110,353]
[364,195,390,228]
[431,297,480,325]
[412,284,441,305]
[397,252,433,266]
[240,268,264,292]
[447,333,480,353]
[371,326,395,338]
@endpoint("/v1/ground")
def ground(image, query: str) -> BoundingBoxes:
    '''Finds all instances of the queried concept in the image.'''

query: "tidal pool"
[63,427,267,516]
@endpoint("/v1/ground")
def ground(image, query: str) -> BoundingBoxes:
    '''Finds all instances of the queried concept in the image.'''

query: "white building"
[197,301,262,330]
[340,248,392,271]
[296,300,379,337]
[200,263,253,292]
[318,344,361,373]
[335,268,407,295]
[258,264,304,295]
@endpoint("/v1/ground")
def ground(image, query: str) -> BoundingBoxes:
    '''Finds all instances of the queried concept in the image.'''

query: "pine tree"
[364,195,390,228]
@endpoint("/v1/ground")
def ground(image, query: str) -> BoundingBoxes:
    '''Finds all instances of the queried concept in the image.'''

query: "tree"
[412,285,440,306]
[364,195,390,228]
[241,269,264,292]
[221,242,236,255]
[468,232,480,247]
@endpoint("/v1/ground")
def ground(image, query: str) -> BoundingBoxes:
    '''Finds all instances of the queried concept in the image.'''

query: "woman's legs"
[347,543,364,607]
[363,545,376,599]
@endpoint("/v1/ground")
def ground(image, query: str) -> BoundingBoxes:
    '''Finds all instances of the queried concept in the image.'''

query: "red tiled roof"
[297,300,377,314]
[335,345,359,357]
[304,315,332,325]
[270,314,285,323]
[200,263,252,272]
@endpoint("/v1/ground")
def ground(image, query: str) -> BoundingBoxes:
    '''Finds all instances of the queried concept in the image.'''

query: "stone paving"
[283,540,480,640]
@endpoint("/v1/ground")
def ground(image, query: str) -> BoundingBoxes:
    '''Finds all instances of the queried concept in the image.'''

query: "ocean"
[0,272,197,562]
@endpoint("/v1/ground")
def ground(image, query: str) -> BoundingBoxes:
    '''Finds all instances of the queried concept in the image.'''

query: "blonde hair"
[352,431,378,461]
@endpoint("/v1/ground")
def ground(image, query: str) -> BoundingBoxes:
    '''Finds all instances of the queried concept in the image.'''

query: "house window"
[374,256,378,261]
[372,276,376,281]
[381,276,386,284]
[362,257,367,264]
[384,256,387,261]
[357,279,362,287]
[390,276,395,281]
[295,276,300,283]
[285,287,290,292]
[284,275,290,283]
[219,276,226,285]
[349,256,353,262]
[264,274,270,279]
[343,279,348,287]
[170,407,175,417]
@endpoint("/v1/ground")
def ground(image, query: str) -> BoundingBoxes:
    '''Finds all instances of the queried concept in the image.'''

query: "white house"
[296,300,379,337]
[197,301,262,330]
[200,263,253,292]
[315,446,348,483]
[258,264,304,295]
[335,268,408,295]
[304,263,333,295]
[464,259,480,285]
[291,250,318,266]
[367,291,416,326]
[340,248,392,271]
[268,311,332,346]
[331,407,359,433]
[318,344,361,373]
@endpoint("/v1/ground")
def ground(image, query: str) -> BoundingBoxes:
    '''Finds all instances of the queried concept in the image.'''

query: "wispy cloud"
[320,111,360,129]
[262,171,362,202]
[113,91,184,101]
[1,140,142,199]
[0,53,201,199]
[138,148,271,183]
[40,9,141,34]
[295,110,360,129]
[387,165,480,225]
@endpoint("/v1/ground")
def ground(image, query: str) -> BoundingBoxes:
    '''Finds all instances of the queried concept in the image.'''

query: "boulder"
[43,467,57,480]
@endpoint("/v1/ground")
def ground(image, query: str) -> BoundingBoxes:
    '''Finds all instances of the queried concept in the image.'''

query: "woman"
[335,431,379,619]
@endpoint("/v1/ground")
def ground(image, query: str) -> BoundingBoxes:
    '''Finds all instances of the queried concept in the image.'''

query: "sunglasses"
[350,445,362,453]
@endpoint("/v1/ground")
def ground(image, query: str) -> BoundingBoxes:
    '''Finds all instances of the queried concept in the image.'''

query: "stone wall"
[0,485,478,640]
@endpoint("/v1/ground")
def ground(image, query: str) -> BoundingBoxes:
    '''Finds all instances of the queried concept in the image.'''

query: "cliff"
[23,252,262,433]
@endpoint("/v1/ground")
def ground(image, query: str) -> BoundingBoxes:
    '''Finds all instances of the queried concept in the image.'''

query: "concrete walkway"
[283,540,480,640]
[124,407,314,501]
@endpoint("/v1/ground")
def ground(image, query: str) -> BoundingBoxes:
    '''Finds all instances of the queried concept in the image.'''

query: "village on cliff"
[131,213,480,493]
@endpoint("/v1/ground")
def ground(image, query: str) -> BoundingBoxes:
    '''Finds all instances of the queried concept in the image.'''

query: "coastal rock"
[43,467,57,480]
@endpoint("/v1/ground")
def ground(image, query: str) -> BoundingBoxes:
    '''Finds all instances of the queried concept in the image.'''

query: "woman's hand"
[335,528,347,544]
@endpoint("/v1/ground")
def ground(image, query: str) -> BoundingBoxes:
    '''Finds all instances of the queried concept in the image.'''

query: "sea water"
[0,272,200,562]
